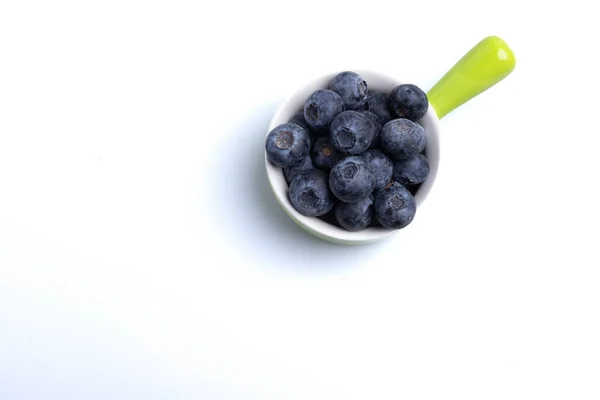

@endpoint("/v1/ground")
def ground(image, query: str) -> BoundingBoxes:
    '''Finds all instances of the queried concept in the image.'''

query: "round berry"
[392,153,430,185]
[288,170,336,217]
[304,89,345,134]
[329,110,374,155]
[389,84,429,121]
[329,156,375,203]
[380,118,427,160]
[329,71,368,110]
[374,183,417,229]
[265,123,310,167]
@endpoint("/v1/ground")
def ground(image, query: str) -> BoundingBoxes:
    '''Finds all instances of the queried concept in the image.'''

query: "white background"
[1,1,599,399]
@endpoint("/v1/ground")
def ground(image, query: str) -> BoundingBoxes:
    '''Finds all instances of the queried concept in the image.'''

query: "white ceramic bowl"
[265,71,441,245]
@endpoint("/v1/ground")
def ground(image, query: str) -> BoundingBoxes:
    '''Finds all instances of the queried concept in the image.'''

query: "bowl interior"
[265,70,440,244]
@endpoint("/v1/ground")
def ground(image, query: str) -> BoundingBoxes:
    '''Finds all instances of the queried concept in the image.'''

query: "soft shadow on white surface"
[204,104,387,274]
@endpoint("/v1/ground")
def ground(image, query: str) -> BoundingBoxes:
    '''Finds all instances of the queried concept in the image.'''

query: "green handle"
[427,36,516,119]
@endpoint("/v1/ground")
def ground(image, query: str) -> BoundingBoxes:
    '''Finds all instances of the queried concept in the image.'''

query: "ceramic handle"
[427,36,516,119]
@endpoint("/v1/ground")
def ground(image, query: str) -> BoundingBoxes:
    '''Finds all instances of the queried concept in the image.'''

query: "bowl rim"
[264,70,441,245]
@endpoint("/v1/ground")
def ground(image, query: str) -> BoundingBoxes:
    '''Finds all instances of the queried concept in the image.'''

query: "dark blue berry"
[288,169,336,217]
[362,149,393,191]
[362,110,382,149]
[389,84,429,121]
[392,153,430,185]
[304,89,345,134]
[265,123,310,167]
[329,156,375,203]
[380,118,427,160]
[334,195,374,231]
[329,71,368,110]
[311,137,342,172]
[288,111,318,146]
[329,110,374,155]
[374,183,417,229]
[364,90,394,124]
[284,155,316,185]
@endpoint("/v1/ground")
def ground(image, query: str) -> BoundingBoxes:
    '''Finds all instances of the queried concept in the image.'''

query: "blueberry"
[389,84,429,121]
[362,149,393,191]
[288,111,318,145]
[392,153,430,185]
[364,90,394,124]
[311,136,342,172]
[362,110,382,149]
[380,118,427,160]
[284,155,316,185]
[265,123,310,167]
[304,89,345,134]
[329,156,375,203]
[288,169,336,217]
[329,110,374,155]
[329,71,368,110]
[374,183,417,229]
[334,195,374,232]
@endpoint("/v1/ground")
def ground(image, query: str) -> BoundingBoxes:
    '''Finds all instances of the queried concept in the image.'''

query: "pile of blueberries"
[265,71,430,232]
